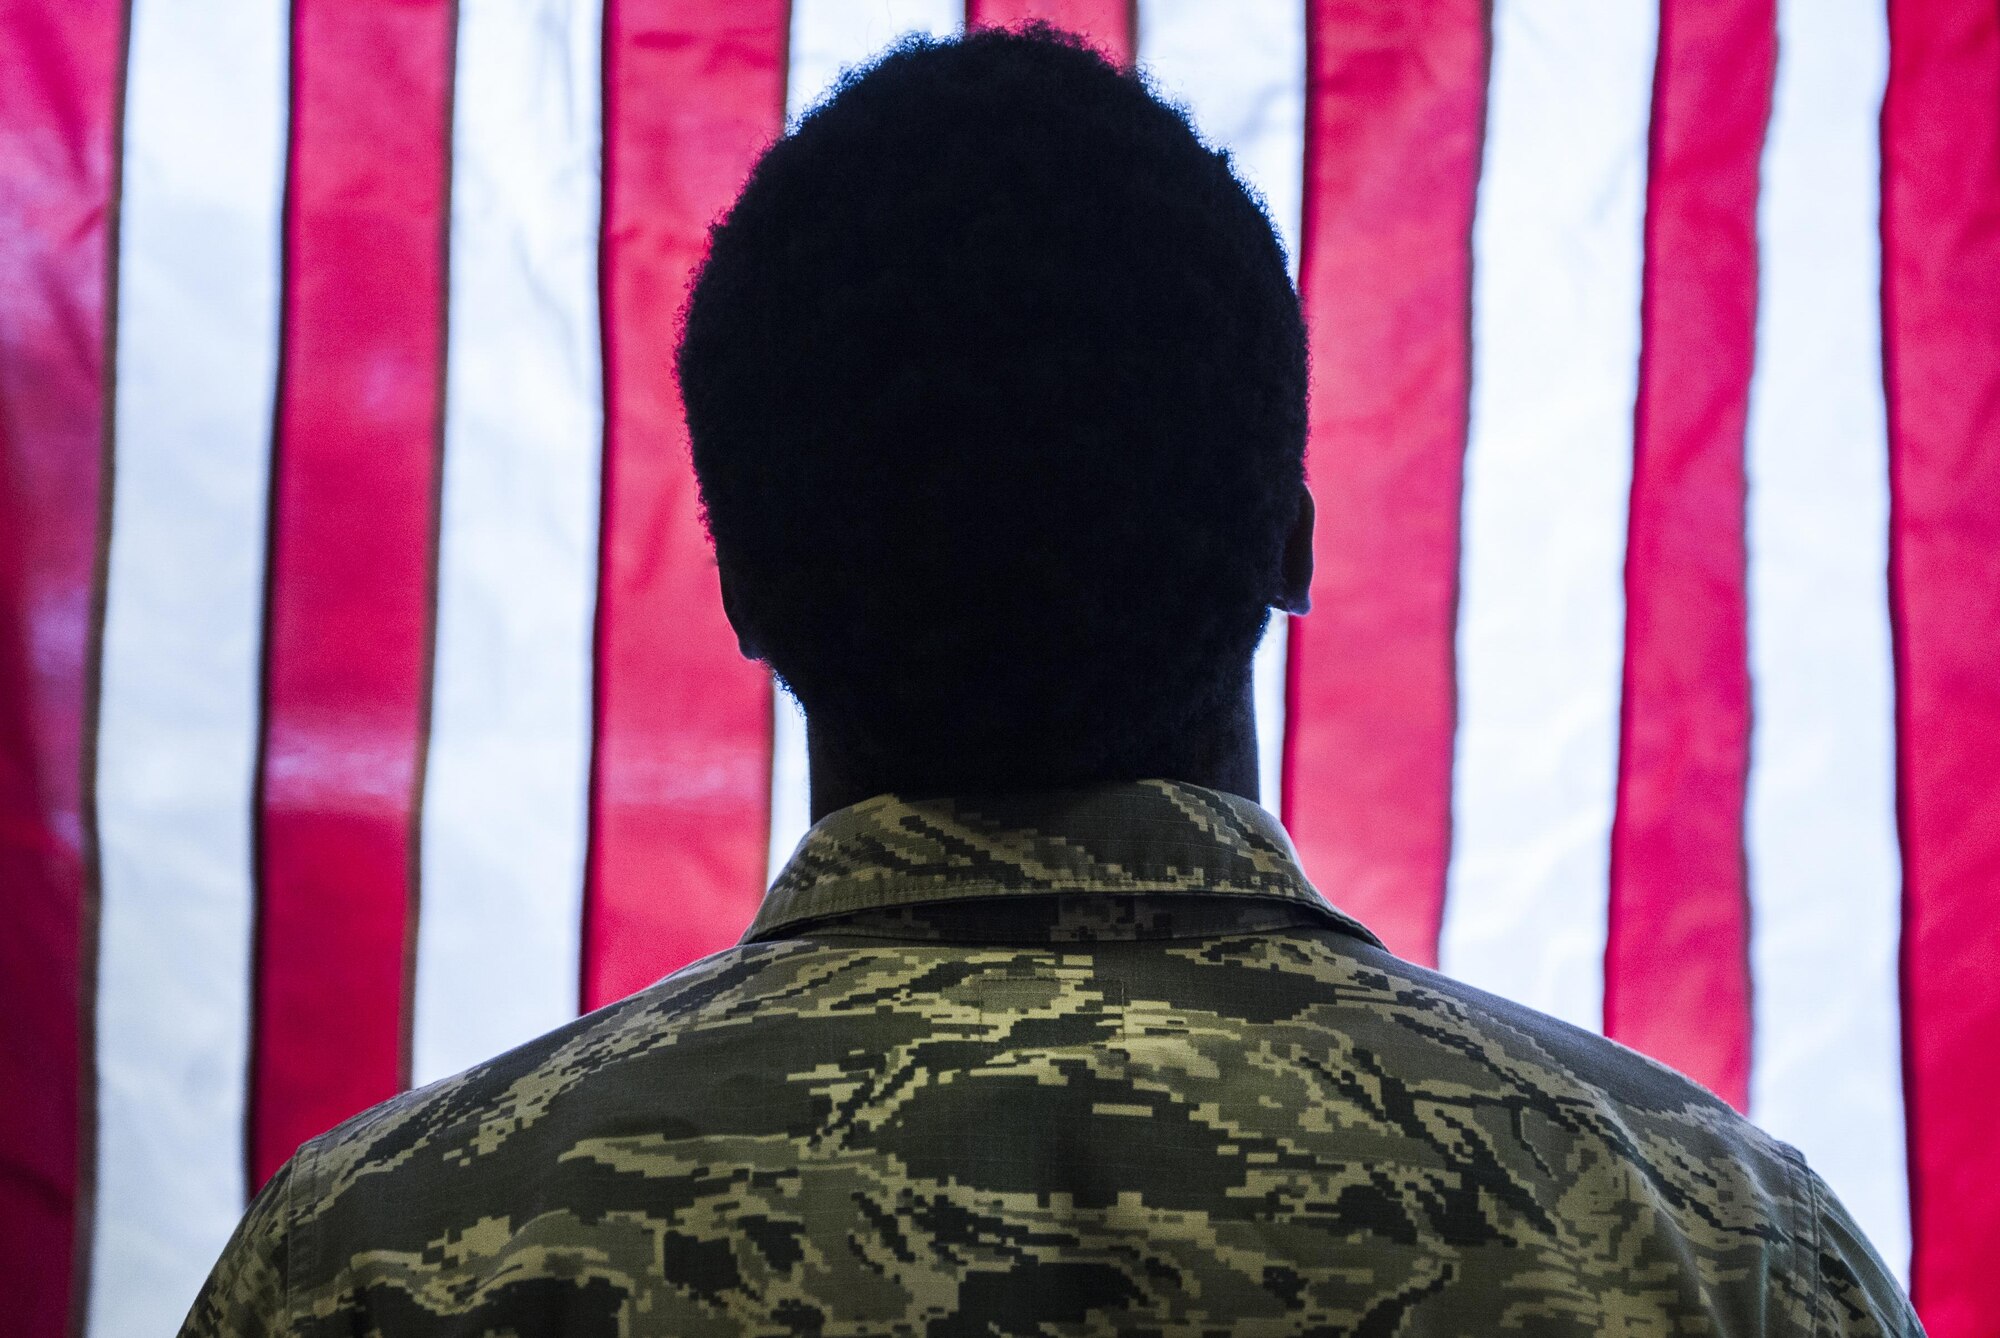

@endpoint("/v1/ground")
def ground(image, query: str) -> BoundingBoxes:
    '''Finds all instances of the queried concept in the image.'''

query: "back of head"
[679,26,1306,794]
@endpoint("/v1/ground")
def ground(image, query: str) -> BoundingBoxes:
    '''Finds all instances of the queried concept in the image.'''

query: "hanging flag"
[0,2,1994,1335]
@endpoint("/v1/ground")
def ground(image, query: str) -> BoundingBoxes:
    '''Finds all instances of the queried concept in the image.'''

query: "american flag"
[3,1,1995,1334]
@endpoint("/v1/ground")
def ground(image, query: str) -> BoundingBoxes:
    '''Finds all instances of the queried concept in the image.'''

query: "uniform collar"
[741,778,1381,947]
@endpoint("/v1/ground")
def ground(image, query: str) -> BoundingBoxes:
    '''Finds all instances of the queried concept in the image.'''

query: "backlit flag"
[1,2,1995,1334]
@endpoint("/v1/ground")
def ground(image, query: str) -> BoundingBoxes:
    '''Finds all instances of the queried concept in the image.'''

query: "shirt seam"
[1786,1141,1826,1338]
[793,910,1348,946]
[779,836,1302,864]
[1810,1162,1826,1338]
[282,1137,313,1338]
[752,889,1377,947]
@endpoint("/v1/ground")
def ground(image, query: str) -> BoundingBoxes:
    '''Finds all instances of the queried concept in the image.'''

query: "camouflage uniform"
[183,780,1920,1336]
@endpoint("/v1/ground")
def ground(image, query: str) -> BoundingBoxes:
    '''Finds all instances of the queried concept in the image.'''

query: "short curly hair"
[679,25,1307,793]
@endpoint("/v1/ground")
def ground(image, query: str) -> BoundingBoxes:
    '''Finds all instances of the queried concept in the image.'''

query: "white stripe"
[89,0,288,1331]
[1744,0,1908,1278]
[1440,1,1656,1029]
[413,0,605,1084]
[767,0,963,882]
[1136,0,1304,815]
[767,688,812,882]
[787,0,962,125]
[1251,612,1288,814]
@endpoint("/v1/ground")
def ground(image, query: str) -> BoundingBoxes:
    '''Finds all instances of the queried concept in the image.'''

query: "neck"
[804,672,1262,821]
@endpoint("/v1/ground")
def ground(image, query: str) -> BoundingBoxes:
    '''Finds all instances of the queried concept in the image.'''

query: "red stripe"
[583,0,788,1011]
[1285,1,1485,966]
[251,0,454,1188]
[0,2,124,1328]
[1601,0,1768,1112]
[965,0,1133,65]
[1883,2,2000,1330]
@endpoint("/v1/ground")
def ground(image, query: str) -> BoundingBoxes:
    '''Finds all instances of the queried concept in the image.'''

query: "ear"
[1277,486,1314,616]
[717,566,762,661]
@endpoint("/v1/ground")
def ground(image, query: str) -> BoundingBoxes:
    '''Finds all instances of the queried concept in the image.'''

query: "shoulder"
[246,937,838,1322]
[1283,929,1780,1139]
[1355,933,1802,1193]
[177,945,793,1333]
[1149,924,1776,1148]
[1783,1159,1925,1336]
[179,1156,297,1336]
[1277,929,1921,1334]
[301,936,820,1182]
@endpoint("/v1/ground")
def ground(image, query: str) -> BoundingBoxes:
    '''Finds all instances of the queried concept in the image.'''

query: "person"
[183,26,1920,1337]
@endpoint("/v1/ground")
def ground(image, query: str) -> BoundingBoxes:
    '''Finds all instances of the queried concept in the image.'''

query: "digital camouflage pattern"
[183,781,1921,1336]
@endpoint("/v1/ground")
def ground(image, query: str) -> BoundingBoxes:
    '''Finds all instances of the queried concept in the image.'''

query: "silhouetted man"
[186,28,1919,1336]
